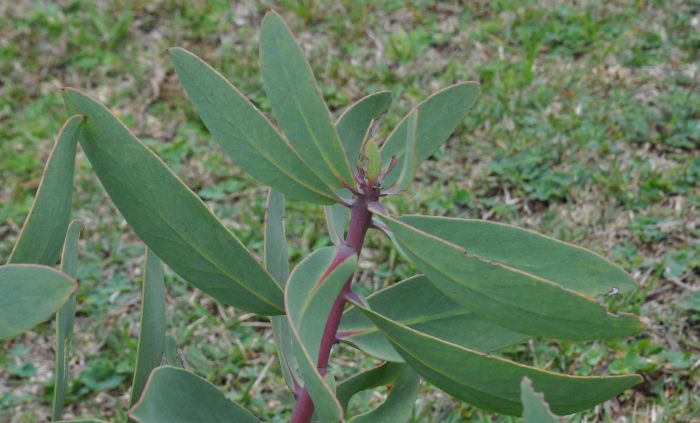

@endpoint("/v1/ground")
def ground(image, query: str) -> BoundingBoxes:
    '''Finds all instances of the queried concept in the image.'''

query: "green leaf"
[264,189,298,392]
[286,246,357,422]
[260,11,355,190]
[339,275,529,362]
[264,190,289,288]
[336,91,392,165]
[378,212,641,340]
[129,366,260,422]
[8,115,83,265]
[52,220,82,421]
[349,365,420,423]
[521,377,561,423]
[324,203,349,246]
[402,215,637,297]
[389,109,418,193]
[336,361,404,411]
[57,419,109,423]
[170,48,338,204]
[62,89,284,316]
[164,335,183,368]
[380,82,480,187]
[349,299,642,416]
[0,264,77,339]
[130,249,167,407]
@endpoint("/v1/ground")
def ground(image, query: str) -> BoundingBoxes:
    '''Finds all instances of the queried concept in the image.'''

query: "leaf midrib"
[397,232,621,332]
[179,63,338,202]
[269,36,352,189]
[89,133,283,312]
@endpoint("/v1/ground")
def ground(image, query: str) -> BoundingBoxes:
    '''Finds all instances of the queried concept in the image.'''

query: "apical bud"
[364,139,381,181]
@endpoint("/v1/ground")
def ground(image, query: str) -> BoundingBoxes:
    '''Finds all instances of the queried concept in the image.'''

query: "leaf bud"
[364,139,381,181]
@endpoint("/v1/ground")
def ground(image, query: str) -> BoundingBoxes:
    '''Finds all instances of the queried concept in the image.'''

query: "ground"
[0,1,698,422]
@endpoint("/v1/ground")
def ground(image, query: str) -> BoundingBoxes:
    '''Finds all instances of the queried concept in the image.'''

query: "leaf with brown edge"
[261,11,355,191]
[0,264,77,339]
[62,88,284,316]
[8,115,83,265]
[286,246,357,423]
[348,298,642,416]
[374,210,641,341]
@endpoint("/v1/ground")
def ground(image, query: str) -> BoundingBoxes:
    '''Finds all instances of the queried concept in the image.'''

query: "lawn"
[0,1,698,422]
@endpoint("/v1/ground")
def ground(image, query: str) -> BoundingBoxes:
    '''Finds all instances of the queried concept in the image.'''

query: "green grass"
[1,0,698,421]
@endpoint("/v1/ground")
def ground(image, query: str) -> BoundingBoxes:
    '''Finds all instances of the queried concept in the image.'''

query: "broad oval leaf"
[339,275,529,362]
[260,11,355,190]
[349,299,642,416]
[380,82,480,187]
[129,366,260,422]
[286,246,357,422]
[8,115,83,265]
[348,365,420,423]
[377,212,641,340]
[52,219,82,421]
[62,88,284,316]
[0,264,77,339]
[170,47,338,204]
[521,377,561,422]
[130,249,166,407]
[336,91,392,165]
[57,419,109,423]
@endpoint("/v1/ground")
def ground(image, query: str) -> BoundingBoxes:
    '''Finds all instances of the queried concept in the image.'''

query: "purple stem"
[290,195,375,423]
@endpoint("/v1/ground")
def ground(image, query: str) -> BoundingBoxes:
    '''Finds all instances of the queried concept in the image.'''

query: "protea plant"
[0,11,641,423]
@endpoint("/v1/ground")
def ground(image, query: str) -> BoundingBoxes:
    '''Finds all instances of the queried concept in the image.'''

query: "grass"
[0,0,698,421]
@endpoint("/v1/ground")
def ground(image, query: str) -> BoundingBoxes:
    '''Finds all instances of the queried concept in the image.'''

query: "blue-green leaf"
[349,298,641,416]
[0,264,77,339]
[324,203,349,246]
[63,88,284,316]
[264,189,298,392]
[336,91,392,165]
[8,115,83,265]
[339,275,529,362]
[130,249,166,407]
[129,366,260,422]
[349,365,420,423]
[389,109,418,193]
[260,11,355,190]
[286,247,357,422]
[380,83,479,187]
[521,377,561,422]
[170,47,338,204]
[336,362,404,411]
[377,212,641,340]
[52,220,82,420]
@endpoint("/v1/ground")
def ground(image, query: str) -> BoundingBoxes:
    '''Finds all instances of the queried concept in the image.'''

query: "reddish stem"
[290,195,375,423]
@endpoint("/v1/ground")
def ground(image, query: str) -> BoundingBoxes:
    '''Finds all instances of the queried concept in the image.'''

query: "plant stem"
[290,196,375,423]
